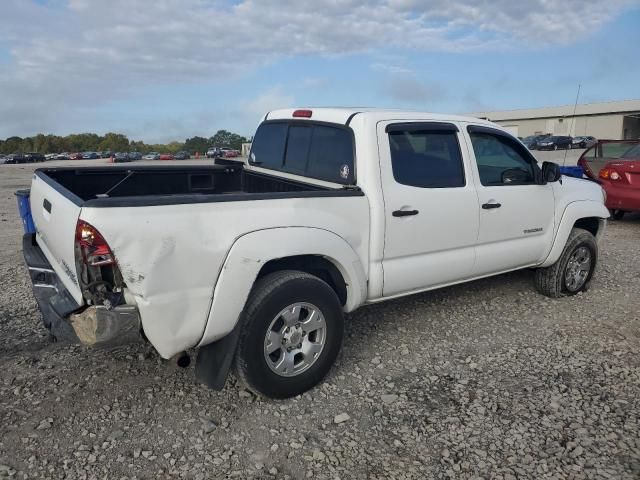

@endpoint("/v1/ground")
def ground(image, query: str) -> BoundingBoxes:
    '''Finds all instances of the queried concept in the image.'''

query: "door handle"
[43,199,52,213]
[392,209,419,217]
[481,202,501,210]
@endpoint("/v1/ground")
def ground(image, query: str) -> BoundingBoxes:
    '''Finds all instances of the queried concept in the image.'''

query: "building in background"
[469,99,640,140]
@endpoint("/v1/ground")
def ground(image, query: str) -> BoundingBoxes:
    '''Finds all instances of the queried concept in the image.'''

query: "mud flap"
[195,322,242,391]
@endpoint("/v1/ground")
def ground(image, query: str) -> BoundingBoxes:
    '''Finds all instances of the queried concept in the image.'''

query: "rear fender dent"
[197,227,367,348]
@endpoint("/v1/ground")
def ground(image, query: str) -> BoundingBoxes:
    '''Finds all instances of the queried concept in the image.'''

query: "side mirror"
[541,161,561,184]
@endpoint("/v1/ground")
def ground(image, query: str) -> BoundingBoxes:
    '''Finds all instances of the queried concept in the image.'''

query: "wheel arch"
[197,227,367,349]
[257,255,348,306]
[540,201,608,268]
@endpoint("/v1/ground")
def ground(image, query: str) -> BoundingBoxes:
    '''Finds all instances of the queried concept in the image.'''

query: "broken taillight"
[75,220,115,266]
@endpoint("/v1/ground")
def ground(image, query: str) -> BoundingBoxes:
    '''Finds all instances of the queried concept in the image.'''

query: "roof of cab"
[265,107,497,127]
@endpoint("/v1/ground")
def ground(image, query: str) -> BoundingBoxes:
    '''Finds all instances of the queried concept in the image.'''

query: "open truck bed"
[36,163,357,208]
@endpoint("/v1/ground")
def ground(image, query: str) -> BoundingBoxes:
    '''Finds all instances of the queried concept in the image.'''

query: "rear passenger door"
[464,125,555,275]
[379,121,480,297]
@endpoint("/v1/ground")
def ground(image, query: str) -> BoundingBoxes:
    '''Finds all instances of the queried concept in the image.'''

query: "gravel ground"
[0,160,639,479]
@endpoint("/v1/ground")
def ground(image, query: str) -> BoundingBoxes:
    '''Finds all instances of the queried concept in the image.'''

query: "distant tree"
[184,136,210,154]
[98,133,130,152]
[2,136,24,154]
[210,130,248,151]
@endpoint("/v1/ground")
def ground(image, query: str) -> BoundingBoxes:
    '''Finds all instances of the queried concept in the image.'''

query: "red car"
[578,140,640,219]
[159,153,174,160]
[69,152,84,160]
[220,148,239,158]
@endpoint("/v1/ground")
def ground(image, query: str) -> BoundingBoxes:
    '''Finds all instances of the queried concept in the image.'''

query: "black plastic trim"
[83,188,364,208]
[386,122,459,133]
[345,112,361,126]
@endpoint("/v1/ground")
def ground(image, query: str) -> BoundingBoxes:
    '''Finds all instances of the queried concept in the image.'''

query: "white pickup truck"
[23,108,609,398]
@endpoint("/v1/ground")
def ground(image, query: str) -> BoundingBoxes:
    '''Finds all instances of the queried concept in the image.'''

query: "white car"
[143,152,160,160]
[22,108,608,398]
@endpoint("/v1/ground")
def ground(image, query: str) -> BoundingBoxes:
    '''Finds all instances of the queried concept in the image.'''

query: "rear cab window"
[249,121,355,184]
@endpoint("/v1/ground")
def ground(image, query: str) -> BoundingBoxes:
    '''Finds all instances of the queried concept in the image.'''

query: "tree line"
[0,130,249,155]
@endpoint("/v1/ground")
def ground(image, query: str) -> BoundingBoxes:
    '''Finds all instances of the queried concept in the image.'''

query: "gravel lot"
[1,158,639,479]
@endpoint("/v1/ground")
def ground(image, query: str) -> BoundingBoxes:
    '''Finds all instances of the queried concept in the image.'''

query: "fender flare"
[539,200,608,268]
[197,227,367,348]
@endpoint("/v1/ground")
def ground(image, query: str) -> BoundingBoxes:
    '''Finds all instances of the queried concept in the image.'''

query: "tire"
[534,228,597,298]
[610,209,625,220]
[234,270,344,398]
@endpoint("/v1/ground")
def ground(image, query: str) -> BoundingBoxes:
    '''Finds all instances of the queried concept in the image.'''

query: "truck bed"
[36,163,360,208]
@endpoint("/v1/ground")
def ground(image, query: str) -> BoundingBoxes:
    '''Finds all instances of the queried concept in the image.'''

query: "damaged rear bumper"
[23,233,141,346]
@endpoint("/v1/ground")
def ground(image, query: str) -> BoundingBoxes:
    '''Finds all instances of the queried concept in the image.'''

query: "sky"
[1,0,639,143]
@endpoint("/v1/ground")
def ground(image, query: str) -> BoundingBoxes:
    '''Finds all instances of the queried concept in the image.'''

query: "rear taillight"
[599,168,622,181]
[75,220,115,266]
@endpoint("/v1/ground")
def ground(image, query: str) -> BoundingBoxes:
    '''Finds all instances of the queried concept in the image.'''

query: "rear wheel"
[234,270,344,398]
[534,228,597,298]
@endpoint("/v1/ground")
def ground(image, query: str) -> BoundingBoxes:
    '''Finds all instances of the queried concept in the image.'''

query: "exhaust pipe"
[175,351,191,368]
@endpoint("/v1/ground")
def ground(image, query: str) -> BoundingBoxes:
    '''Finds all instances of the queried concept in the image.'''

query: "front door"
[464,125,555,275]
[379,121,480,297]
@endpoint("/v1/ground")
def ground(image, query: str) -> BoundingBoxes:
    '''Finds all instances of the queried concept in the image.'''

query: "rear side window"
[250,122,355,184]
[388,126,465,188]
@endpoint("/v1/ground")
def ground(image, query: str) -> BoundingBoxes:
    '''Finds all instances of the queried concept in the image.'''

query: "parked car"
[159,153,174,160]
[536,136,573,150]
[127,152,142,161]
[69,153,84,160]
[220,147,239,158]
[21,108,608,399]
[521,134,550,150]
[56,153,70,160]
[113,152,130,163]
[25,153,46,162]
[174,151,190,160]
[82,152,99,159]
[45,153,57,161]
[143,152,160,160]
[578,140,640,219]
[571,136,597,149]
[206,147,222,158]
[0,155,6,165]
[5,153,25,164]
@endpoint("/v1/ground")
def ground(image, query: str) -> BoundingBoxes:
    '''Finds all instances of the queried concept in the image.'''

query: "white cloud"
[0,0,636,137]
[371,63,414,74]
[383,76,447,104]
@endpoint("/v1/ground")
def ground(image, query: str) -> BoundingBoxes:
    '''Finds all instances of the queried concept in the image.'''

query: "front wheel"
[534,228,597,298]
[234,270,344,398]
[610,209,625,220]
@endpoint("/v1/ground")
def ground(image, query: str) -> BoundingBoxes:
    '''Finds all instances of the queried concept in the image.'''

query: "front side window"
[469,131,535,186]
[249,122,354,184]
[388,127,465,188]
